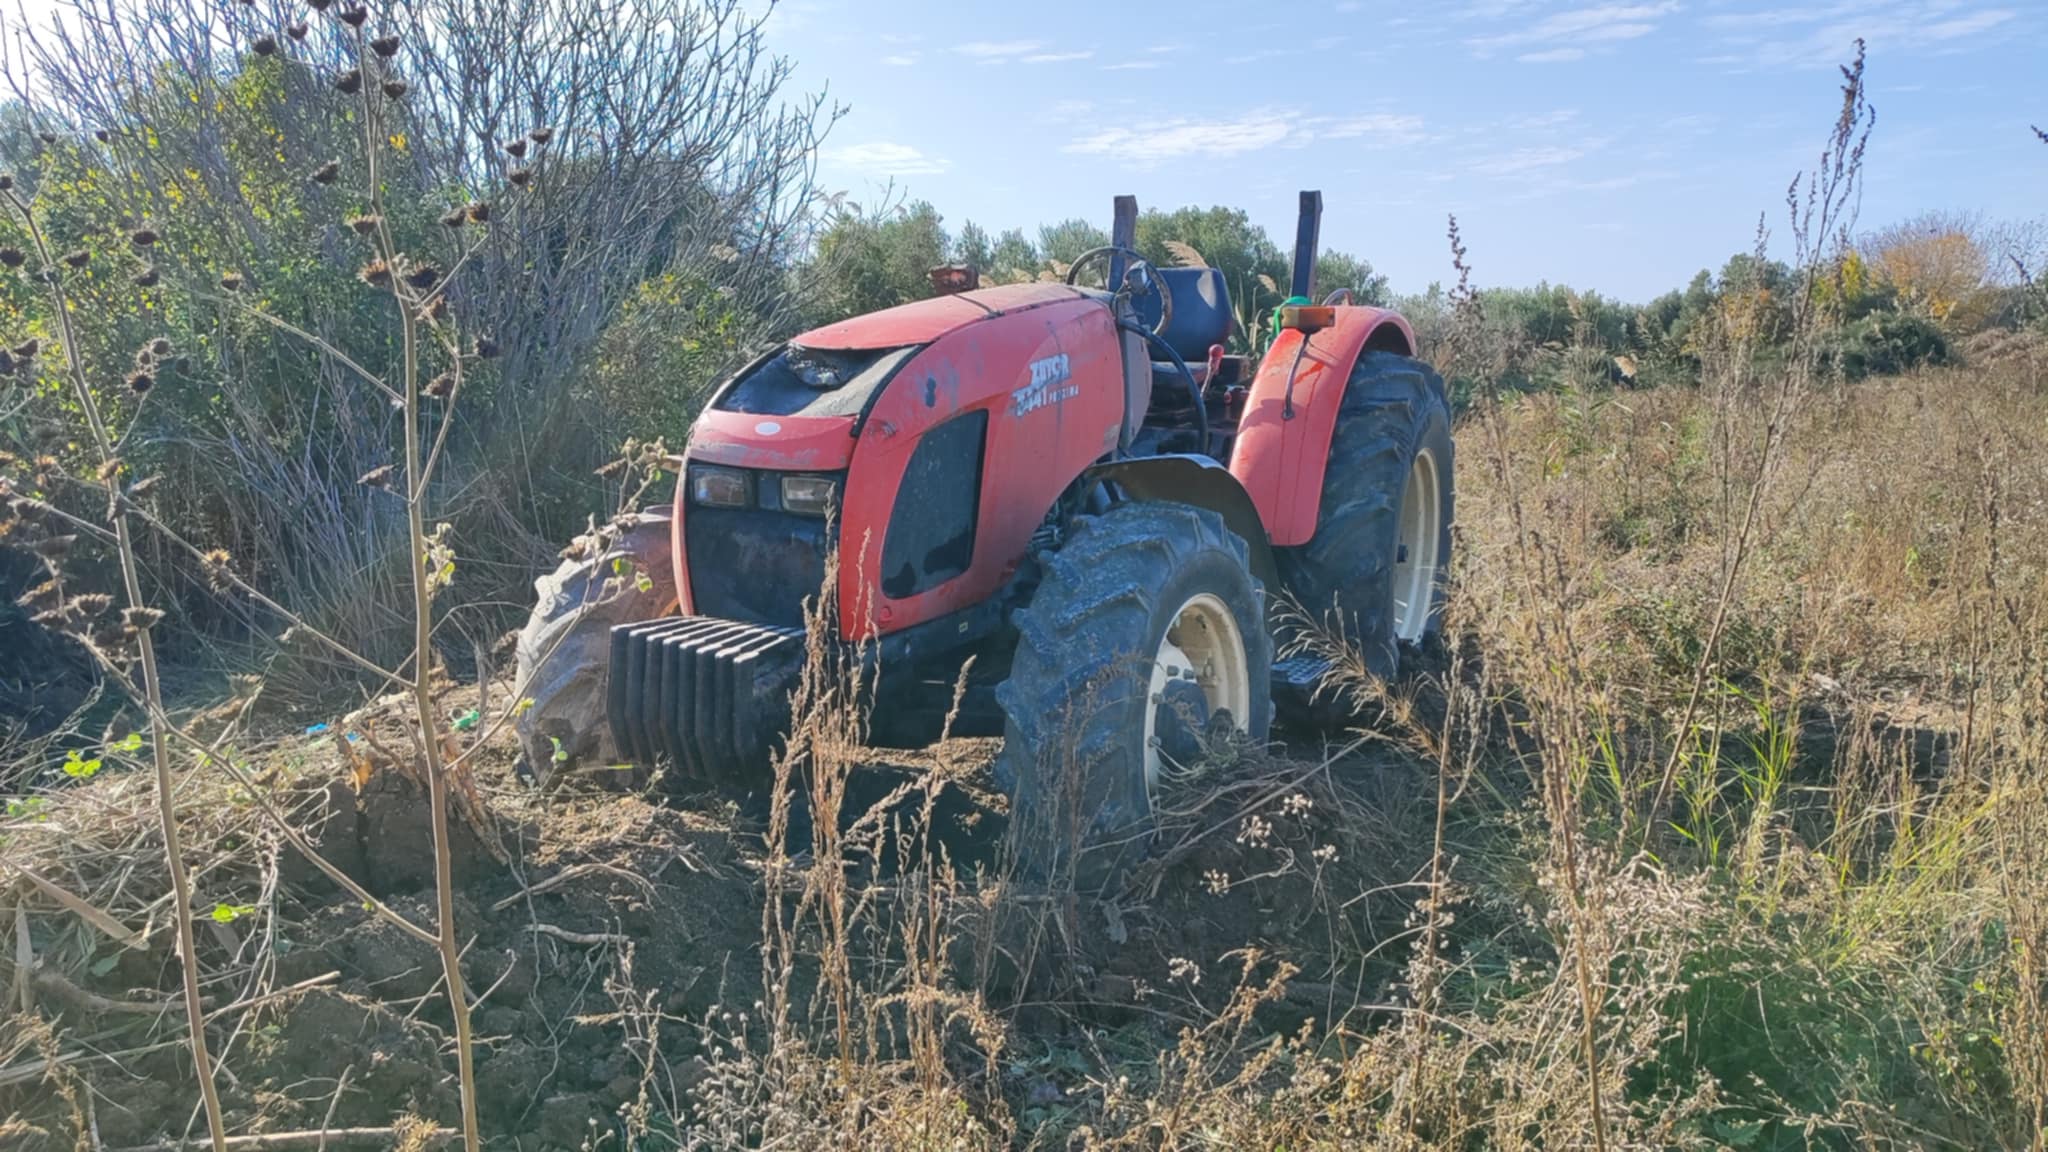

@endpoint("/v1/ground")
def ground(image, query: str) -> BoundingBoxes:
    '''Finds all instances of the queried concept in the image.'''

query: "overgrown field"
[3,348,2043,1150]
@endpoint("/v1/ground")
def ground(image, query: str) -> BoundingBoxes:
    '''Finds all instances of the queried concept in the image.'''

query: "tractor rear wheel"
[1277,350,1453,684]
[515,508,676,787]
[993,501,1273,884]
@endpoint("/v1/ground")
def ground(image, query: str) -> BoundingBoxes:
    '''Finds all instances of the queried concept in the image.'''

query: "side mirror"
[927,264,979,295]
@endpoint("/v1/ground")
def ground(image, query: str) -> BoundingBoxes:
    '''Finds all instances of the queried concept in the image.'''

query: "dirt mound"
[0,673,1432,1149]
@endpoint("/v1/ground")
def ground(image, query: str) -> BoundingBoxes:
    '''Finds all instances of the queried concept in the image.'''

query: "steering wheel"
[1065,245,1174,337]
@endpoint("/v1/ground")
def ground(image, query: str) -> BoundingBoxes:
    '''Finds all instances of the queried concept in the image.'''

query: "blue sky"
[766,0,2046,302]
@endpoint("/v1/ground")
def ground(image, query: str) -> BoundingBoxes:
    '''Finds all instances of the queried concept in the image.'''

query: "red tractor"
[517,192,1453,867]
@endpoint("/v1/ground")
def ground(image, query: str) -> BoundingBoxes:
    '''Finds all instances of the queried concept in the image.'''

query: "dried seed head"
[358,464,395,488]
[121,606,164,631]
[508,167,532,188]
[129,227,158,247]
[464,201,491,224]
[32,534,74,557]
[0,350,16,376]
[126,369,155,393]
[307,0,330,10]
[36,131,54,145]
[438,206,467,229]
[94,129,109,143]
[253,35,278,55]
[149,337,173,357]
[200,548,233,590]
[287,21,308,40]
[425,371,455,398]
[311,159,341,184]
[132,266,160,288]
[16,578,57,608]
[334,69,362,95]
[403,263,440,290]
[128,474,161,499]
[72,593,112,617]
[219,271,244,292]
[0,248,23,268]
[340,5,368,26]
[381,78,408,99]
[13,338,39,359]
[371,34,400,57]
[504,139,527,160]
[527,126,553,145]
[346,213,382,236]
[61,249,89,268]
[358,259,391,286]
[424,294,449,321]
[473,335,500,359]
[0,173,13,191]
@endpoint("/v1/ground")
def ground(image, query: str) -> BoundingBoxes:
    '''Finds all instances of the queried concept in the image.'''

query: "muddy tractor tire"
[515,508,676,786]
[1276,350,1453,683]
[993,501,1273,883]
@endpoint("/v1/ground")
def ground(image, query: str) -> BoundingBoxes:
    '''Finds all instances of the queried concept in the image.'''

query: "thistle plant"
[0,10,572,1150]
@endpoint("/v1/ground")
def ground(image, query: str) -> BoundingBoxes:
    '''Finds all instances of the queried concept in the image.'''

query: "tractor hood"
[795,282,1089,350]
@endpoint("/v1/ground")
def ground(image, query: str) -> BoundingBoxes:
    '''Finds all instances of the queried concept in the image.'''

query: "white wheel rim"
[1392,448,1442,643]
[1143,592,1252,797]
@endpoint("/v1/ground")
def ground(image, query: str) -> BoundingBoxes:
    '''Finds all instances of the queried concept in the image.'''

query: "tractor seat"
[1130,267,1234,363]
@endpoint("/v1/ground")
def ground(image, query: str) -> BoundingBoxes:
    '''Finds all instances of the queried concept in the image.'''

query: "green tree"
[1315,249,1390,306]
[811,200,950,319]
[1038,217,1107,267]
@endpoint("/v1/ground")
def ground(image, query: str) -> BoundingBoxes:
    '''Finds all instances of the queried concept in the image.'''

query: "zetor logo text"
[1013,353,1076,416]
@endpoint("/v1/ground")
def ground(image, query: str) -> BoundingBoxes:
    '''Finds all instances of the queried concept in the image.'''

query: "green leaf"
[114,732,144,753]
[549,735,569,764]
[63,750,103,778]
[514,697,536,717]
[452,708,481,731]
[210,903,255,923]
[90,953,121,977]
[634,572,653,593]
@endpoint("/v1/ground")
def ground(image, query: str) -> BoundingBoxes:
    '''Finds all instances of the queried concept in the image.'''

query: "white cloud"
[1070,114,1293,162]
[1470,145,1586,176]
[1470,2,1679,56]
[1706,2,2016,69]
[953,40,1044,58]
[1067,109,1424,164]
[1023,50,1095,63]
[825,141,949,176]
[881,53,918,67]
[1519,46,1587,61]
[1319,113,1429,145]
[1101,60,1162,70]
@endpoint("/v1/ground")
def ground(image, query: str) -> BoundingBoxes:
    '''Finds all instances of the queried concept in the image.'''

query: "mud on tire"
[515,508,676,786]
[993,501,1273,884]
[1276,350,1453,684]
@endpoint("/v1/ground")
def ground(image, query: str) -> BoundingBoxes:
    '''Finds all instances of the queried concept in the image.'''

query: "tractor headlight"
[779,474,838,517]
[688,465,750,509]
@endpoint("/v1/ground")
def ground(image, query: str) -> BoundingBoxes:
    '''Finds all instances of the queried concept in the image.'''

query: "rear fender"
[1228,308,1414,547]
[1089,455,1277,591]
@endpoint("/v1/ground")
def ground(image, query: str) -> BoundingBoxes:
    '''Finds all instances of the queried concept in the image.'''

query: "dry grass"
[4,354,2045,1151]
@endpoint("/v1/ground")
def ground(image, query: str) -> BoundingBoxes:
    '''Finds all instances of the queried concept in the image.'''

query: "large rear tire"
[1277,350,1453,683]
[993,501,1273,884]
[515,508,676,786]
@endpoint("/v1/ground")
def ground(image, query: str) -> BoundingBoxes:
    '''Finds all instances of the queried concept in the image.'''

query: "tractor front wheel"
[993,501,1273,885]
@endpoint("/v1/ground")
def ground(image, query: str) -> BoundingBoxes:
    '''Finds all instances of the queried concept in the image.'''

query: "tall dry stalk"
[0,184,228,1149]
[1650,41,1874,820]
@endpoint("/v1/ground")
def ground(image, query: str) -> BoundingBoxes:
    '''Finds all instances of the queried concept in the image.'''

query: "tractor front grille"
[607,616,806,783]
